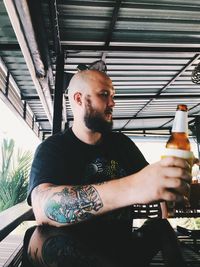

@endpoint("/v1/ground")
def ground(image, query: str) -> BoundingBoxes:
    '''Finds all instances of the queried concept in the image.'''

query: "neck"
[72,122,102,145]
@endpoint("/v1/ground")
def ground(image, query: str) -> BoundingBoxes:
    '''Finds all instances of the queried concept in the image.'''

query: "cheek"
[84,96,94,109]
[85,95,106,112]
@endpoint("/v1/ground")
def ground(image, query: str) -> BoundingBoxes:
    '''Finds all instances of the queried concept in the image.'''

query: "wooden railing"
[0,202,34,267]
[0,202,34,242]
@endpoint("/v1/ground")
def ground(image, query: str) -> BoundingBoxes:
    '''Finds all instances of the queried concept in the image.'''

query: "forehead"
[87,73,115,93]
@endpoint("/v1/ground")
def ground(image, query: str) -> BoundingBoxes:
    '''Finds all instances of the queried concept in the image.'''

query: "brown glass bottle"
[161,104,193,218]
[166,104,191,151]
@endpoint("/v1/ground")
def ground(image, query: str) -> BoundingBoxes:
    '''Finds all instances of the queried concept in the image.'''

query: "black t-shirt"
[28,128,148,229]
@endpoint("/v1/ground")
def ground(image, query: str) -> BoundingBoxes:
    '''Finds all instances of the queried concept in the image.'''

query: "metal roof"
[1,0,200,139]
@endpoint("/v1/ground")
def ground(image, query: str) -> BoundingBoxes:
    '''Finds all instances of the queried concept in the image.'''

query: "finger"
[164,177,190,196]
[161,156,190,170]
[162,167,192,183]
[183,195,190,207]
[161,190,183,202]
[161,189,190,205]
[193,157,200,166]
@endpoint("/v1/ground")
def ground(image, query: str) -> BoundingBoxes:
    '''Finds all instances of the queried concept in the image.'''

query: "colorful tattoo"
[44,185,103,223]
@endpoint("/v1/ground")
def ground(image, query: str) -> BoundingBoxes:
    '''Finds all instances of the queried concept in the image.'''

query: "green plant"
[0,139,32,212]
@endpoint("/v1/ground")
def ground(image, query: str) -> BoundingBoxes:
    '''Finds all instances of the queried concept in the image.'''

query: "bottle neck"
[172,110,188,133]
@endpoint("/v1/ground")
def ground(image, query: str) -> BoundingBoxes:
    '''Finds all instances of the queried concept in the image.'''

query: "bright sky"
[0,98,40,152]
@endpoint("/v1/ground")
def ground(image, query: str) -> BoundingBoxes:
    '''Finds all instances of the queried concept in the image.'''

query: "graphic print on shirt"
[83,157,130,221]
[84,157,127,184]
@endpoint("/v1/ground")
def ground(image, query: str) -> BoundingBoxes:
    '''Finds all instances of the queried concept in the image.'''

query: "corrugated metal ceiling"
[1,0,200,139]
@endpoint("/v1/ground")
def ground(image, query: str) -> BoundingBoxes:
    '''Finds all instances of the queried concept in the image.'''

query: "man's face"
[83,74,115,133]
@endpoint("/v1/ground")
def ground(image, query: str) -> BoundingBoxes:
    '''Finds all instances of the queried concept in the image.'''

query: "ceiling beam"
[61,45,200,53]
[49,0,62,55]
[0,44,20,50]
[101,0,122,60]
[3,0,53,124]
[22,94,200,101]
[69,115,197,121]
[104,0,122,48]
[2,44,200,53]
[27,0,55,90]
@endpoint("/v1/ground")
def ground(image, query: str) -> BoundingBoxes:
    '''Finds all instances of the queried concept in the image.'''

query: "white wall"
[0,98,40,152]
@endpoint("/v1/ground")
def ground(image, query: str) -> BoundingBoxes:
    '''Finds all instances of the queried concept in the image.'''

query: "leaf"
[0,138,32,212]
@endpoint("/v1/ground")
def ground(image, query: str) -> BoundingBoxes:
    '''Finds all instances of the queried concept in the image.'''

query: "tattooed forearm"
[44,185,103,224]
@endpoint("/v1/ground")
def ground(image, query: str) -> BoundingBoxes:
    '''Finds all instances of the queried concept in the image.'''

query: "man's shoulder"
[104,131,135,150]
[36,128,72,150]
[108,131,132,143]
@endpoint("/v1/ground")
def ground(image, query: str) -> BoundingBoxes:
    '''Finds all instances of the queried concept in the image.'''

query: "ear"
[74,92,82,105]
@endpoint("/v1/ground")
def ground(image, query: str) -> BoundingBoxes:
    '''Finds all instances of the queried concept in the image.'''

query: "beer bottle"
[166,104,190,151]
[161,104,193,218]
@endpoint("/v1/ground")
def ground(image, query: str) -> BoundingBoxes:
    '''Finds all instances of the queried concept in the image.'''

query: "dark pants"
[22,219,187,267]
[130,218,187,267]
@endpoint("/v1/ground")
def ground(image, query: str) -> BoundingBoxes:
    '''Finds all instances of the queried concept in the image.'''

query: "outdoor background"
[0,98,199,229]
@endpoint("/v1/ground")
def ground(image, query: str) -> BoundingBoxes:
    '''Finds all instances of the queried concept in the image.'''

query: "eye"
[100,91,109,97]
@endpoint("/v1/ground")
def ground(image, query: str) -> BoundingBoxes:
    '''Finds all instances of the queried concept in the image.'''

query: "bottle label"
[172,110,188,133]
[162,148,194,159]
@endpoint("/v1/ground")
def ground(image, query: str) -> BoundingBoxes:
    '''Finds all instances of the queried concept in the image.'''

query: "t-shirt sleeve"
[27,136,63,206]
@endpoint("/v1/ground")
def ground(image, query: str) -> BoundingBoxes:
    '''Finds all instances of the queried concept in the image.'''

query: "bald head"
[68,70,110,93]
[68,70,112,109]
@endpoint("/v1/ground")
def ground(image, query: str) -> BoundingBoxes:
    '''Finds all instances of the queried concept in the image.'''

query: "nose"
[108,96,115,107]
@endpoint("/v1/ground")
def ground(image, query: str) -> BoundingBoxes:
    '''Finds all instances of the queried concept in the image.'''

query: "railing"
[0,202,34,267]
[0,202,33,242]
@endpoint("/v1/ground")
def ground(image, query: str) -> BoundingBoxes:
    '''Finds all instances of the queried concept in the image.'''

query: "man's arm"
[31,176,135,226]
[31,156,192,227]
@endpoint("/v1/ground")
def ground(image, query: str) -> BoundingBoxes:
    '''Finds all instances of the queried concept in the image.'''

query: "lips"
[104,110,113,121]
[105,108,113,115]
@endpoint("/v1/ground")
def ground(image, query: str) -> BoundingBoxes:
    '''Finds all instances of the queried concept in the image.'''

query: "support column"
[52,51,64,135]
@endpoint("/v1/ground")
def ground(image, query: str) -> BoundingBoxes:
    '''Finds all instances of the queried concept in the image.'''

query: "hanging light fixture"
[191,63,200,84]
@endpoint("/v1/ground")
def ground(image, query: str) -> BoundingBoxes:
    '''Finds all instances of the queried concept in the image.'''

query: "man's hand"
[133,156,192,205]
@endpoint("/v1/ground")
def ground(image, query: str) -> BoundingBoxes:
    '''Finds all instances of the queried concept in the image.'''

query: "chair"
[177,225,200,254]
[132,203,162,219]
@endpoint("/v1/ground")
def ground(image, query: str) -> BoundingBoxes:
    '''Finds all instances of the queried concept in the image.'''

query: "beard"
[84,109,113,134]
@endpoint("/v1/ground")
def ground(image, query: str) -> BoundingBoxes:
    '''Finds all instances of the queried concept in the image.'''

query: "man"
[28,70,190,266]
